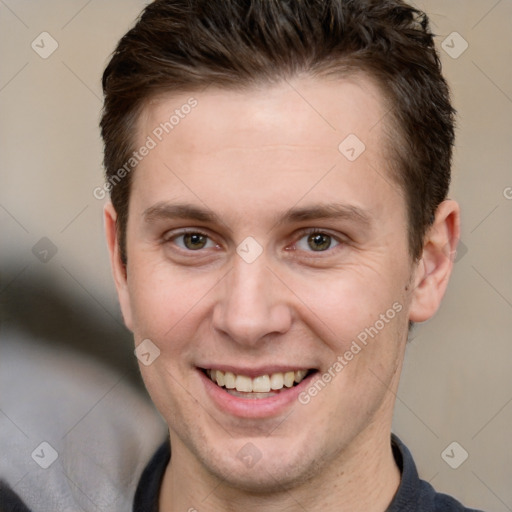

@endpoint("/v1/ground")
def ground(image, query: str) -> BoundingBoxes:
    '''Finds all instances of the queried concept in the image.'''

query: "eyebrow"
[143,202,372,229]
[143,203,221,224]
[277,203,372,228]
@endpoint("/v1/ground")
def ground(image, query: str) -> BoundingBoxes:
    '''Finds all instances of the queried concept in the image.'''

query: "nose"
[212,255,293,348]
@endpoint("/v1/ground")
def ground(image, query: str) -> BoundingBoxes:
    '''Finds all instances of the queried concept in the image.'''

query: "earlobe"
[409,200,461,323]
[104,202,133,331]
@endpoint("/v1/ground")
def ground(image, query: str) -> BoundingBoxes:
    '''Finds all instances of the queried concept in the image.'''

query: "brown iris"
[183,233,208,250]
[307,233,332,251]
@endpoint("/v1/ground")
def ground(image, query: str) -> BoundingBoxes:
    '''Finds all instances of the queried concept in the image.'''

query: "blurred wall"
[1,1,511,510]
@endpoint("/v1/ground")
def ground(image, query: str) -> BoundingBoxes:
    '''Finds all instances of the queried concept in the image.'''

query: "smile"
[203,368,316,398]
[198,366,319,417]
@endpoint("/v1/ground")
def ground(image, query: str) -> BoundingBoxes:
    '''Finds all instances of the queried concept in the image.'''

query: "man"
[98,0,487,510]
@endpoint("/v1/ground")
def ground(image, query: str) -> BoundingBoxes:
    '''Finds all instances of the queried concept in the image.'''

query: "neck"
[159,424,401,512]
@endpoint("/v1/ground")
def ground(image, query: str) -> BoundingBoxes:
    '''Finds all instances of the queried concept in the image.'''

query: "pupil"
[185,233,206,250]
[308,233,331,251]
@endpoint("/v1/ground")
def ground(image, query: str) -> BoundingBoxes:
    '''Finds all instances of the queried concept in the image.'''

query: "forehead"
[130,75,400,225]
[139,74,387,157]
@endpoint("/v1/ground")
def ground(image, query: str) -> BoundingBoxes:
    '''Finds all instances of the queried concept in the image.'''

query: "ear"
[409,199,461,323]
[104,202,133,331]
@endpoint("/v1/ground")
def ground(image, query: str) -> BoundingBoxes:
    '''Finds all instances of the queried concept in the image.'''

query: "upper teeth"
[206,369,309,392]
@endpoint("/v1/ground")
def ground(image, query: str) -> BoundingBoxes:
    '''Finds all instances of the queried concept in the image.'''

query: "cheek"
[288,262,408,350]
[126,258,218,343]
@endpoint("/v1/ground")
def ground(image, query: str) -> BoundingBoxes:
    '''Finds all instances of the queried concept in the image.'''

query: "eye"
[171,231,217,251]
[295,231,340,252]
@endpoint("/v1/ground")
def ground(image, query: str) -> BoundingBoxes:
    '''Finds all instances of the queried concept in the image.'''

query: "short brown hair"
[100,0,455,264]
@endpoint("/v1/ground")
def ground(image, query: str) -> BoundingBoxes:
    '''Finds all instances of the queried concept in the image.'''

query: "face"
[106,75,445,492]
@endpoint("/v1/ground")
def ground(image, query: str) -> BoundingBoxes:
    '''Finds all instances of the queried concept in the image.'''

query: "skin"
[105,75,460,511]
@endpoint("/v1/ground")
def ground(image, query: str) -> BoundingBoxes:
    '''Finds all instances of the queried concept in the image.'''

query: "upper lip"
[198,365,316,378]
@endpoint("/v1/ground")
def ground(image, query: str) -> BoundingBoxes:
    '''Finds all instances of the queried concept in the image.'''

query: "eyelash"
[163,227,346,255]
[163,228,216,249]
[287,228,344,256]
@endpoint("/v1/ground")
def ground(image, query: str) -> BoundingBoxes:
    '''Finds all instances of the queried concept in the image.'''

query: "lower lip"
[198,369,316,419]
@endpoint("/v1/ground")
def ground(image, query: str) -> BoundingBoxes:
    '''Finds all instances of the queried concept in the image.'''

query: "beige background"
[1,0,511,510]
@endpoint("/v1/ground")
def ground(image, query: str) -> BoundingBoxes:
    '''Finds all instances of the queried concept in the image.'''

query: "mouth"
[200,368,318,399]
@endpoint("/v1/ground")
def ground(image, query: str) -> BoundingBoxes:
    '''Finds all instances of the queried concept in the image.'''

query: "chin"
[198,439,329,494]
[211,461,312,494]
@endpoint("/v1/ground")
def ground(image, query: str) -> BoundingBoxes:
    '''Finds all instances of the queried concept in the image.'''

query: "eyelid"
[161,226,347,254]
[162,226,212,242]
[162,227,221,251]
[289,227,346,252]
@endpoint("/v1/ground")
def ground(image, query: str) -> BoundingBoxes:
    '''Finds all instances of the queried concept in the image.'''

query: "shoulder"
[0,330,167,512]
[133,440,171,512]
[390,434,486,512]
[419,479,486,512]
[0,480,32,512]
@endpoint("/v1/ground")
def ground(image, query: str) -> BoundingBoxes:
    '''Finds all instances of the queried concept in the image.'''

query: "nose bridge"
[212,255,291,345]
